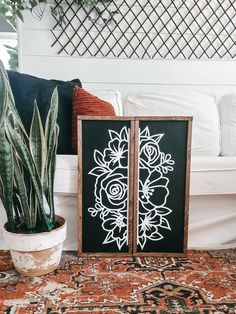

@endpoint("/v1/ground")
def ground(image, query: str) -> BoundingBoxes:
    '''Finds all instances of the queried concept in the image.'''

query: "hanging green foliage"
[0,0,112,26]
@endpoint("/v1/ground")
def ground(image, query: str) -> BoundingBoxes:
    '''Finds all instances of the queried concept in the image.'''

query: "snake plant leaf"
[0,178,4,199]
[7,91,28,139]
[0,62,28,139]
[29,102,47,183]
[45,87,58,147]
[13,155,32,230]
[12,193,22,227]
[46,124,59,222]
[44,87,59,226]
[6,121,52,231]
[0,128,15,232]
[0,63,7,126]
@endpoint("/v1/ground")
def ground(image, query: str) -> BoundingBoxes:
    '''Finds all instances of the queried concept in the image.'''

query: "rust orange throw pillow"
[72,87,116,153]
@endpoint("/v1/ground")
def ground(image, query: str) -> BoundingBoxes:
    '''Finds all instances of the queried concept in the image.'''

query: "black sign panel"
[133,119,191,255]
[78,117,192,256]
[78,118,133,255]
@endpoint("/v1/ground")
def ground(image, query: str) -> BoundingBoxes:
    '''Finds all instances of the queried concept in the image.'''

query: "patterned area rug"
[0,250,235,313]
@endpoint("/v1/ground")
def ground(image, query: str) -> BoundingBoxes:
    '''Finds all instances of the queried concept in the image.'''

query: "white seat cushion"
[218,93,236,156]
[190,156,236,195]
[55,155,236,196]
[124,91,221,156]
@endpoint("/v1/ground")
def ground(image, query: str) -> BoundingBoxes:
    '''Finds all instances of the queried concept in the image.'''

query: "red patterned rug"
[0,250,235,313]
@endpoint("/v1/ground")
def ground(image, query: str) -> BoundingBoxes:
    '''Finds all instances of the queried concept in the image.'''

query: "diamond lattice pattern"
[51,0,236,59]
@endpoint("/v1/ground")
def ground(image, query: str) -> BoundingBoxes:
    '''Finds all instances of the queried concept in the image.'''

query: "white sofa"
[0,90,236,250]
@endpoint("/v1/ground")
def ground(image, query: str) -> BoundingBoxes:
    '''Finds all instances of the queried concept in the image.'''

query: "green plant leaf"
[16,10,24,21]
[0,128,15,232]
[0,62,28,139]
[6,91,28,139]
[45,87,58,146]
[6,121,52,231]
[0,61,8,126]
[29,102,47,182]
[13,155,32,230]
[46,124,59,222]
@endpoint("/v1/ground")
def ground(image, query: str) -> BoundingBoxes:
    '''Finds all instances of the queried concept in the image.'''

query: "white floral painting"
[88,125,175,251]
[138,127,175,250]
[88,127,129,251]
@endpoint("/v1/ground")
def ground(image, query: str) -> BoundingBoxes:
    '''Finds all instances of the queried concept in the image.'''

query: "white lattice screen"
[51,0,236,59]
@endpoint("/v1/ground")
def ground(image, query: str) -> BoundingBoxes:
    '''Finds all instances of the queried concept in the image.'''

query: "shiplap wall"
[18,4,236,98]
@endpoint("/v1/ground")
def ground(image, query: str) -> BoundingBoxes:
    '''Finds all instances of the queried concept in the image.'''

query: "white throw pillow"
[89,89,123,116]
[124,91,221,156]
[218,94,236,156]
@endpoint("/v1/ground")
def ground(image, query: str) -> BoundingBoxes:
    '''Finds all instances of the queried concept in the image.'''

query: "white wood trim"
[21,55,236,83]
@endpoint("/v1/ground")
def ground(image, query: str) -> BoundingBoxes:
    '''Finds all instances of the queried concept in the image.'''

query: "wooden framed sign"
[78,116,192,256]
[133,117,192,256]
[77,117,134,256]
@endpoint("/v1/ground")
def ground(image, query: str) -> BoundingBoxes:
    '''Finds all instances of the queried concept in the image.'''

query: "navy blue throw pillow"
[7,70,82,155]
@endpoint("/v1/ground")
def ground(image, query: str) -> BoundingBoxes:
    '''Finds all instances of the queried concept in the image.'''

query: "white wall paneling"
[19,1,236,96]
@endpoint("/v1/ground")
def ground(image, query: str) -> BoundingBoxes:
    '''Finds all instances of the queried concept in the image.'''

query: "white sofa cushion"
[218,93,236,156]
[124,91,221,156]
[89,89,123,115]
[54,155,236,196]
[190,156,236,195]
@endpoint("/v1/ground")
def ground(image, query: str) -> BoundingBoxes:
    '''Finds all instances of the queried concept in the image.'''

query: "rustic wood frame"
[132,117,192,257]
[77,116,135,256]
[77,116,192,257]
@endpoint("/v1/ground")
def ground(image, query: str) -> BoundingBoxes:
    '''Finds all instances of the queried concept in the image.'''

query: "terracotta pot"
[2,215,66,276]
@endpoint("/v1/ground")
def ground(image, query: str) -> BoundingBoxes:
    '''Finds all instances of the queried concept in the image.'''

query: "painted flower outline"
[87,125,175,251]
[88,127,129,250]
[137,127,175,250]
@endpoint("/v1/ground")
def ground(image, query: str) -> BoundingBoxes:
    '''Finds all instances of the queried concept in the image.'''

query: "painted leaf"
[138,235,147,250]
[94,150,105,166]
[151,134,163,143]
[140,126,150,138]
[88,207,98,217]
[149,232,163,241]
[109,129,120,140]
[160,217,171,230]
[103,232,115,244]
[120,127,128,140]
[155,206,172,216]
[89,166,108,176]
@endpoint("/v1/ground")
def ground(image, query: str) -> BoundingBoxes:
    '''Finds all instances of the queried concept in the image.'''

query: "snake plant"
[0,61,59,233]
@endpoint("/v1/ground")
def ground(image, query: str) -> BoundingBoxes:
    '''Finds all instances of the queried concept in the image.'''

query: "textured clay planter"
[3,215,66,276]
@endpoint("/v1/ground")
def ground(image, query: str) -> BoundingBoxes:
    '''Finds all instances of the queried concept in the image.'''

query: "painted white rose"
[95,169,128,212]
[139,128,163,170]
